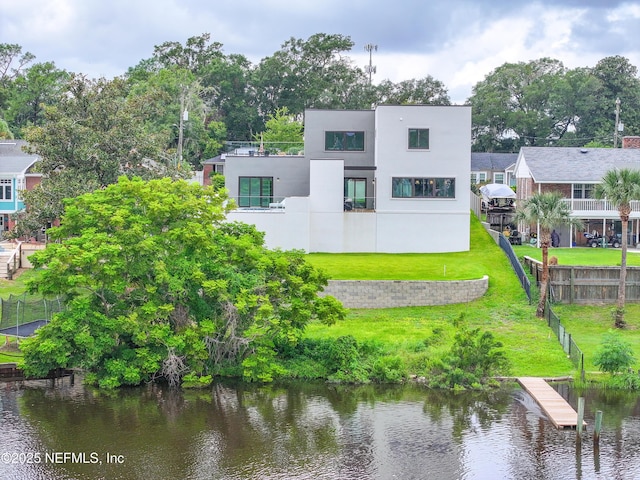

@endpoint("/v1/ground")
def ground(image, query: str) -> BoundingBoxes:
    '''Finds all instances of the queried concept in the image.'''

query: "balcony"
[230,196,287,211]
[562,198,640,213]
[343,196,376,212]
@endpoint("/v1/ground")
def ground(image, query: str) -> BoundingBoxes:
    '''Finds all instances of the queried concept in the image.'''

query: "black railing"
[545,300,585,381]
[498,233,531,302]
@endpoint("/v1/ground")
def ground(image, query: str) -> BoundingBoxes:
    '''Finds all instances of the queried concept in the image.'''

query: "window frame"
[391,177,456,199]
[0,179,12,201]
[573,183,594,199]
[238,176,273,208]
[407,128,430,150]
[324,131,365,152]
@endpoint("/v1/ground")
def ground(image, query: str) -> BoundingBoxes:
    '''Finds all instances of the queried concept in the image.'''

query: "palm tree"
[516,191,582,317]
[594,168,640,328]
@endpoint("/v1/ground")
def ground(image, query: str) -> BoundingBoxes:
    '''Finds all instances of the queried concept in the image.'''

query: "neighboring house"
[210,105,472,253]
[0,140,41,235]
[470,152,518,186]
[514,137,640,247]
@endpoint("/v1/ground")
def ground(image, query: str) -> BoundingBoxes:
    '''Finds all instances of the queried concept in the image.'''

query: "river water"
[0,378,639,480]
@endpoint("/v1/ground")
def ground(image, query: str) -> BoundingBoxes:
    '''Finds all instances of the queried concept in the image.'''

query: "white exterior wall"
[309,158,344,252]
[222,106,472,253]
[227,196,310,251]
[373,105,471,252]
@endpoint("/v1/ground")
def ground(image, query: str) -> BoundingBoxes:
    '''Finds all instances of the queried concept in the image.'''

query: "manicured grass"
[511,244,640,267]
[307,218,503,280]
[0,337,22,363]
[306,215,576,378]
[553,303,640,374]
[0,269,38,299]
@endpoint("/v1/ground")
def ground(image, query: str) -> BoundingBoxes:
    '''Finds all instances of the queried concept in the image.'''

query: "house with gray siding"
[471,152,518,186]
[213,105,472,253]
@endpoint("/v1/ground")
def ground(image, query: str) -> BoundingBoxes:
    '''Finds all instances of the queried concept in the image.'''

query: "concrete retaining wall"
[321,276,489,308]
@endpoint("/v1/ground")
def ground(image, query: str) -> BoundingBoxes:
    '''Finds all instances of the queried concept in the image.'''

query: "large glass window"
[344,178,367,209]
[408,128,429,149]
[325,131,365,151]
[238,177,273,207]
[0,179,12,200]
[573,183,594,199]
[494,173,504,184]
[392,177,455,198]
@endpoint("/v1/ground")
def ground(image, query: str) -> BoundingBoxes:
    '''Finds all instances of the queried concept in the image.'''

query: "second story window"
[0,179,12,201]
[573,183,594,199]
[408,128,429,149]
[325,131,365,151]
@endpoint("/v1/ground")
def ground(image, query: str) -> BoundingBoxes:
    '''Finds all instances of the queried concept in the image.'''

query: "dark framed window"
[408,128,429,149]
[325,131,365,151]
[392,177,455,198]
[573,183,594,199]
[0,179,12,200]
[238,177,273,207]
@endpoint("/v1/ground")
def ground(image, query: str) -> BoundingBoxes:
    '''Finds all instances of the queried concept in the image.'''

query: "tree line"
[4,34,638,159]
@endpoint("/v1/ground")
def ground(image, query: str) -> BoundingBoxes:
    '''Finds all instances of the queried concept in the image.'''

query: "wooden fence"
[523,256,640,304]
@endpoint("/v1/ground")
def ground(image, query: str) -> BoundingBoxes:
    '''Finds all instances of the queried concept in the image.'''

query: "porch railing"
[562,198,640,212]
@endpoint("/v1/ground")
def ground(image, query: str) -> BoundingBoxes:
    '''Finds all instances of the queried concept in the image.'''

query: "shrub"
[428,326,510,390]
[372,356,405,383]
[593,332,636,375]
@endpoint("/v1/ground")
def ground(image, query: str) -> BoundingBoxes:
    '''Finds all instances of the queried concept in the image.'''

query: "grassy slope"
[305,216,575,377]
[514,244,640,375]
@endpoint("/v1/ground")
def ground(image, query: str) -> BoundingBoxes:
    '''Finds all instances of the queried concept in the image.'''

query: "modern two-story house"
[514,136,640,247]
[205,105,472,253]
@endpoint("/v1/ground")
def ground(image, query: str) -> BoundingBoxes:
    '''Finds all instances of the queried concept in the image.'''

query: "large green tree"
[0,43,35,113]
[375,77,451,105]
[594,168,640,328]
[515,191,582,317]
[469,56,640,151]
[21,177,345,387]
[12,74,180,237]
[255,107,303,154]
[5,61,69,134]
[469,58,568,151]
[252,33,370,118]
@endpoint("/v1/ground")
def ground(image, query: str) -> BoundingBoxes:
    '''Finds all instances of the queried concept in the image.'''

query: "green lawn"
[306,216,575,378]
[511,244,640,266]
[307,218,501,280]
[553,303,640,374]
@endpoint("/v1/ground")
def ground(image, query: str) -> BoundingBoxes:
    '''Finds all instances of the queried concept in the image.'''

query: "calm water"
[0,378,639,480]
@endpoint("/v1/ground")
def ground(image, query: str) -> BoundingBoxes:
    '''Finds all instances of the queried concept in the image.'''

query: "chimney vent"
[622,136,640,149]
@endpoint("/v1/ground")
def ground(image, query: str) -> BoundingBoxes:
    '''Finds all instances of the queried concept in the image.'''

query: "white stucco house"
[204,105,472,253]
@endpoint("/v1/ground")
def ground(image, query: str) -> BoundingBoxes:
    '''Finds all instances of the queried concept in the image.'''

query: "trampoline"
[0,320,48,337]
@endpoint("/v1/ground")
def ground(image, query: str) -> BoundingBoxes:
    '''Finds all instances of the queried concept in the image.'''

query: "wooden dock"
[0,363,74,382]
[517,377,586,430]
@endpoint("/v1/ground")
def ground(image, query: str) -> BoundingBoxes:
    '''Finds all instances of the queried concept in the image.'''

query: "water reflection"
[0,379,639,479]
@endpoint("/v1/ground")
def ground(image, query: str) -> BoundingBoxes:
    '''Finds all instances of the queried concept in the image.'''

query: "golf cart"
[583,232,621,248]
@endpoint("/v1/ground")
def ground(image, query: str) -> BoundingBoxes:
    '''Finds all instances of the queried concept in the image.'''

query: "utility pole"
[614,97,621,148]
[364,43,377,84]
[177,86,188,167]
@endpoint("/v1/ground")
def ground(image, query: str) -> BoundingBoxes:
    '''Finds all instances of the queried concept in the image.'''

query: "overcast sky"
[2,0,640,104]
